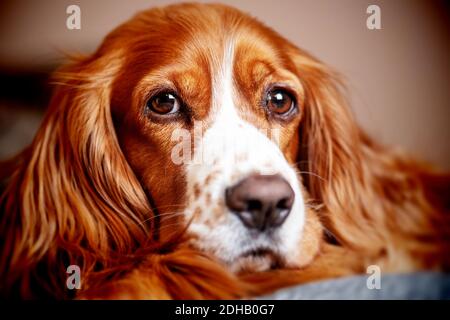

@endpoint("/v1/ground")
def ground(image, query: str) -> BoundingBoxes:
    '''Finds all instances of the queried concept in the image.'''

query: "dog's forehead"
[113,5,297,123]
[158,34,285,121]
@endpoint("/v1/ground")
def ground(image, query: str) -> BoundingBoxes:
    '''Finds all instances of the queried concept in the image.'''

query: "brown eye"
[147,92,180,115]
[266,89,295,116]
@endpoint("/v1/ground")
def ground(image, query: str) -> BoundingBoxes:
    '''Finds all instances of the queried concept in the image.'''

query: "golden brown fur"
[0,3,449,299]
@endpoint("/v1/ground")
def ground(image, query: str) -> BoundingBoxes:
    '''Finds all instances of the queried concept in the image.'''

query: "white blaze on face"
[184,41,305,271]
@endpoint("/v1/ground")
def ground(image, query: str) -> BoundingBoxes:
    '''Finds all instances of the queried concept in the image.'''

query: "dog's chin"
[228,249,283,274]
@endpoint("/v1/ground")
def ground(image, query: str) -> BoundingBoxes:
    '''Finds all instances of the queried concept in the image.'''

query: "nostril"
[276,197,292,210]
[246,199,263,212]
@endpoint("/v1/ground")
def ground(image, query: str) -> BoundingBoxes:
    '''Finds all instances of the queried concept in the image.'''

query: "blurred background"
[0,0,448,168]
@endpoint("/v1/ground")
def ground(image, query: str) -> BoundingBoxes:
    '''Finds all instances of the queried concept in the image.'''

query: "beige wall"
[0,0,449,168]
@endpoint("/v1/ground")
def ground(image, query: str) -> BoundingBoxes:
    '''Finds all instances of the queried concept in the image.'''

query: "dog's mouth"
[241,247,275,258]
[231,247,284,273]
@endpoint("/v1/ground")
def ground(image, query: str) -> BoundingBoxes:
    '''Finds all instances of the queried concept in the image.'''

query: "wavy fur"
[0,3,449,299]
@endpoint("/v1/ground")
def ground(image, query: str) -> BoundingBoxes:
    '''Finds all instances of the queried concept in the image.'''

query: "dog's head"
[108,3,331,272]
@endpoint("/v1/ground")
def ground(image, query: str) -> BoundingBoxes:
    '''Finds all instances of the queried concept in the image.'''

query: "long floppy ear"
[291,51,378,248]
[290,48,450,270]
[0,52,153,298]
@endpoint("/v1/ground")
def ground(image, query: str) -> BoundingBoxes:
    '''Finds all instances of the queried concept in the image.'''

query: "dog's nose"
[225,174,294,231]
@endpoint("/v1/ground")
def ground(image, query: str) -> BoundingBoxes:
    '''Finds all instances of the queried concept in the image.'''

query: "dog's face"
[111,4,321,272]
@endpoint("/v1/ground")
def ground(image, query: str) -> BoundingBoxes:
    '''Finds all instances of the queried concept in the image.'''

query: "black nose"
[225,174,295,231]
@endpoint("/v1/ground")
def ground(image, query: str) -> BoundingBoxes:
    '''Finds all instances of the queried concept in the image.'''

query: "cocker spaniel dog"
[0,3,449,299]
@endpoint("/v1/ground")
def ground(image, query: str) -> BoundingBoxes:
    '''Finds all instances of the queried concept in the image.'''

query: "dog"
[0,3,449,299]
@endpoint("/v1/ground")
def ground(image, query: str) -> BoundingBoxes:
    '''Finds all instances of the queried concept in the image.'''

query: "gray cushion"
[258,272,450,300]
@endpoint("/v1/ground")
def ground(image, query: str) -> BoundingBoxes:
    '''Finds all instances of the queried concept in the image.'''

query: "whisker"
[293,168,327,182]
[139,211,187,225]
[149,204,185,209]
